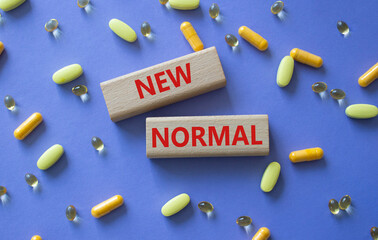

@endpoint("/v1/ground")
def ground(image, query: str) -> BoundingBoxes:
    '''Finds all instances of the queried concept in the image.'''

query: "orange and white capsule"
[180,22,204,52]
[252,227,270,240]
[290,48,323,68]
[238,26,268,51]
[289,147,324,163]
[358,62,378,87]
[14,112,43,140]
[0,41,4,55]
[91,195,124,218]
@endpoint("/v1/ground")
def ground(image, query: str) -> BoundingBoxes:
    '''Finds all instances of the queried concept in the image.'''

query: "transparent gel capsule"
[141,22,151,37]
[328,199,340,215]
[66,205,77,221]
[4,95,15,110]
[271,1,284,14]
[225,34,239,47]
[78,0,90,8]
[312,82,327,99]
[330,89,345,100]
[371,227,378,240]
[159,0,168,4]
[209,3,220,19]
[45,19,61,39]
[0,186,6,196]
[198,201,214,213]
[0,186,9,204]
[91,136,104,151]
[72,85,89,102]
[236,216,252,227]
[25,173,39,188]
[339,195,351,210]
[337,21,350,37]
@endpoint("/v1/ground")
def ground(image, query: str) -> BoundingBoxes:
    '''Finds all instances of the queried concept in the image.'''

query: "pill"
[91,195,124,218]
[236,216,252,227]
[358,62,378,87]
[72,85,87,96]
[77,0,89,8]
[0,186,7,196]
[14,112,43,140]
[289,147,323,163]
[252,227,270,240]
[161,193,190,217]
[345,104,378,119]
[290,48,323,68]
[159,0,168,4]
[31,236,42,240]
[37,144,64,170]
[91,136,104,151]
[209,3,219,19]
[169,0,199,10]
[328,199,339,215]
[225,34,239,47]
[276,56,294,87]
[339,195,351,210]
[260,162,280,192]
[198,201,213,213]
[238,26,268,51]
[371,227,378,240]
[25,173,38,187]
[45,19,59,33]
[0,0,25,11]
[337,21,349,37]
[330,89,345,100]
[66,205,77,221]
[4,95,15,110]
[141,21,151,37]
[271,1,284,14]
[312,82,327,93]
[52,64,83,84]
[180,22,203,52]
[109,19,137,43]
[0,41,4,55]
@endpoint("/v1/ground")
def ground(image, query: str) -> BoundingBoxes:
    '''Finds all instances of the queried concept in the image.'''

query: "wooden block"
[101,47,226,122]
[146,115,269,158]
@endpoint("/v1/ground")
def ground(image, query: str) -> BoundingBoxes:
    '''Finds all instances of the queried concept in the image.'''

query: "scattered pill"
[209,3,219,19]
[180,22,203,52]
[159,0,168,4]
[37,144,64,170]
[169,0,199,10]
[260,162,280,192]
[0,0,25,11]
[53,64,83,84]
[25,173,38,187]
[225,34,238,47]
[337,21,349,36]
[271,1,284,14]
[91,136,104,151]
[31,236,42,240]
[14,112,43,140]
[238,26,268,51]
[290,48,323,68]
[161,193,190,217]
[328,199,340,215]
[312,82,327,93]
[0,186,7,196]
[66,205,77,221]
[72,85,88,96]
[77,0,89,8]
[276,56,294,87]
[371,227,378,240]
[91,195,124,218]
[289,147,323,163]
[358,62,378,87]
[45,19,58,32]
[236,216,252,227]
[141,21,151,37]
[330,89,345,100]
[198,201,213,213]
[252,227,271,240]
[339,195,351,210]
[345,104,378,119]
[4,95,15,110]
[0,41,4,55]
[109,19,137,43]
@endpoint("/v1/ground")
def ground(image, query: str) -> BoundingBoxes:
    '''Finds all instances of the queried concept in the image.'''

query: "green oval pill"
[260,162,281,192]
[37,144,64,170]
[109,19,137,43]
[277,56,294,87]
[161,193,190,217]
[0,0,25,11]
[52,64,83,85]
[345,104,378,119]
[169,0,200,10]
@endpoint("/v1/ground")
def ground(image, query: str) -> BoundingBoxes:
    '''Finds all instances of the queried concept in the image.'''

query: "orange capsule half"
[238,26,268,51]
[180,22,204,52]
[14,112,43,140]
[289,147,324,163]
[290,48,323,68]
[358,62,378,87]
[252,227,271,240]
[31,235,42,240]
[91,195,124,218]
[0,41,4,55]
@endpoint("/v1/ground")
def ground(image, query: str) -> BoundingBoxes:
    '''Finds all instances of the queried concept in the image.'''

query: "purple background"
[0,0,377,239]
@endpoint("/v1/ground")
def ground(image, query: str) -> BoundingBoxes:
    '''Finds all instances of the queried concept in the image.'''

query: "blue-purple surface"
[0,0,377,239]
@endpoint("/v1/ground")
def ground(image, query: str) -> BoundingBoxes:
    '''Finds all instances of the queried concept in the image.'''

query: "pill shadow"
[171,5,204,19]
[291,156,327,171]
[264,170,285,199]
[166,202,194,224]
[43,153,68,177]
[5,0,32,18]
[111,34,141,50]
[97,204,127,224]
[0,50,8,75]
[20,121,46,147]
[346,117,378,129]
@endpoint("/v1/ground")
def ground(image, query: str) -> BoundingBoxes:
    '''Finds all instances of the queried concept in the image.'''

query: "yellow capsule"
[290,48,323,68]
[289,147,323,163]
[252,227,270,240]
[358,62,378,87]
[328,199,340,215]
[31,236,42,240]
[91,195,124,218]
[14,112,43,140]
[0,0,25,11]
[0,41,4,56]
[180,22,204,52]
[238,26,268,51]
